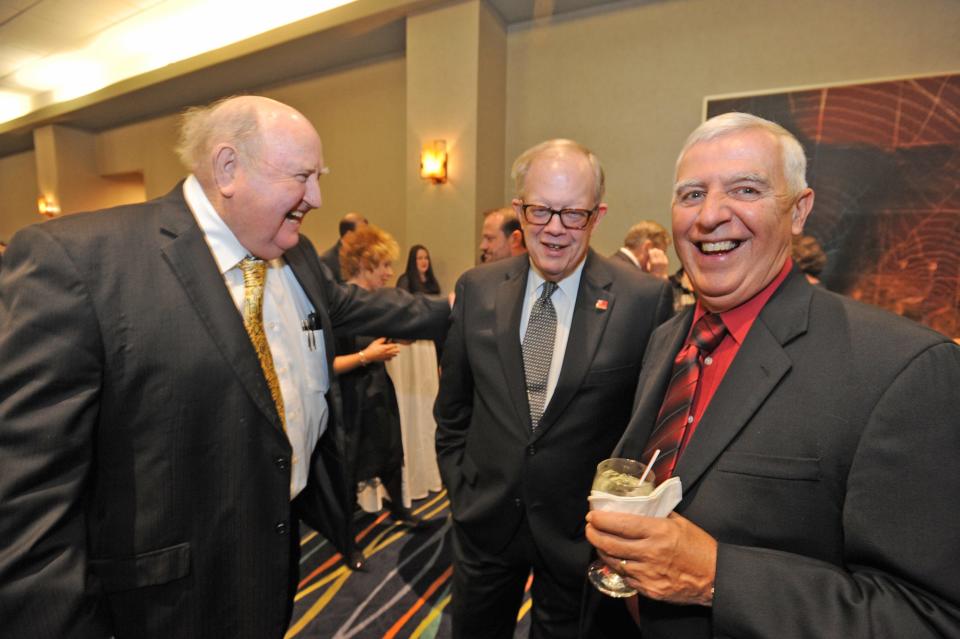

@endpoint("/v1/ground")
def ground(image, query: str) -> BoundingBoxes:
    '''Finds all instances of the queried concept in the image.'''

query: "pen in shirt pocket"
[301,312,320,351]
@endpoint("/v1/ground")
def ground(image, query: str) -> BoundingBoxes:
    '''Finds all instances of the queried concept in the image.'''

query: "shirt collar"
[183,174,249,274]
[527,256,587,302]
[693,258,794,345]
[618,247,641,267]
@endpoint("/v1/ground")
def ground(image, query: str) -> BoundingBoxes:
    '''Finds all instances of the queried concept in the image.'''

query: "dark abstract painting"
[707,73,960,340]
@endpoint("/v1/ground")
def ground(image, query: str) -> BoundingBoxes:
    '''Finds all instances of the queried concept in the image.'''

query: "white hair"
[677,112,808,196]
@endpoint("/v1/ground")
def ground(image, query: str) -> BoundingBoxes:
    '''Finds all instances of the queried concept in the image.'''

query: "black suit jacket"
[319,239,343,282]
[609,268,960,639]
[435,250,673,578]
[0,184,449,639]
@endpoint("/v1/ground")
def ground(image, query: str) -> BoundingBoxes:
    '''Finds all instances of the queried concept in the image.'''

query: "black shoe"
[390,507,426,529]
[347,550,366,571]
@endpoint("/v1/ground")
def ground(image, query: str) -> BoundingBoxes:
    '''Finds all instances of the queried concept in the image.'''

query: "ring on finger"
[619,558,627,573]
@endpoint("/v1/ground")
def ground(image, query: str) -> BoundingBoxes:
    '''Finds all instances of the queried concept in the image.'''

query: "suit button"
[275,456,289,471]
[275,521,289,535]
[514,498,522,508]
[527,445,535,456]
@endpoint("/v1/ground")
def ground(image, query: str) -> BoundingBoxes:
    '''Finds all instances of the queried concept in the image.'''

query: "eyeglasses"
[520,203,597,230]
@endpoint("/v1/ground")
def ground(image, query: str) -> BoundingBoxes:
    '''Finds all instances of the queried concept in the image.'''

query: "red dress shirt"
[679,259,794,452]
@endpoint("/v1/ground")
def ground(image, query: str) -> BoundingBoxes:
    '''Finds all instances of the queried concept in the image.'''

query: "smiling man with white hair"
[585,112,960,639]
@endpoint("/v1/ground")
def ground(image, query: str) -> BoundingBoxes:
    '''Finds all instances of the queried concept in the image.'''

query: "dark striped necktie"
[642,313,727,483]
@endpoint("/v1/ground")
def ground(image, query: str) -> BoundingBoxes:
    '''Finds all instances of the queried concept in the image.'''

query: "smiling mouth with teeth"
[699,240,740,254]
[286,211,305,221]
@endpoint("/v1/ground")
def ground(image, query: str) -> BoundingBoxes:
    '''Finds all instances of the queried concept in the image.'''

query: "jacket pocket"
[717,452,821,481]
[90,542,191,593]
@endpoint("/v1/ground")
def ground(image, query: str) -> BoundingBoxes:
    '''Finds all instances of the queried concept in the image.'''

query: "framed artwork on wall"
[706,73,960,340]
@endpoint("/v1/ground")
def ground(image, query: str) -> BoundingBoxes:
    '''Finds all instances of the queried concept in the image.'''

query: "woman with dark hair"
[335,225,424,571]
[395,244,441,294]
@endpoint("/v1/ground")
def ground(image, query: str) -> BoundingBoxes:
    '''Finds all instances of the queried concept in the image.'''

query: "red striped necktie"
[642,313,727,484]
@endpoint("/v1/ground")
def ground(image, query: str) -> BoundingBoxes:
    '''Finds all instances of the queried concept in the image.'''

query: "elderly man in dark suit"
[585,112,960,638]
[435,139,673,639]
[0,95,448,639]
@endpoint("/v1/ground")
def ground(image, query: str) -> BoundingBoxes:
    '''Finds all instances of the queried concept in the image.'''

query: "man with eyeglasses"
[435,139,673,638]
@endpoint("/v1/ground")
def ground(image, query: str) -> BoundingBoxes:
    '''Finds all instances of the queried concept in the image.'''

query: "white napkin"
[588,476,683,518]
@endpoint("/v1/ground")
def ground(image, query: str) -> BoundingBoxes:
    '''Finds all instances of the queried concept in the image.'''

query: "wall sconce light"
[420,139,447,184]
[37,195,60,218]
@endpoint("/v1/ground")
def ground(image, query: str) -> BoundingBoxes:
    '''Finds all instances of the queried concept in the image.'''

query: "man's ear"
[790,187,815,234]
[213,144,239,197]
[591,203,608,227]
[509,229,525,251]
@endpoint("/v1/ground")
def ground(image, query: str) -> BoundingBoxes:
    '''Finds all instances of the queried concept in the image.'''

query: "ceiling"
[0,0,629,157]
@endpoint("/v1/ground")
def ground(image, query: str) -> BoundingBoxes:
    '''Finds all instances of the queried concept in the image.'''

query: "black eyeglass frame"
[518,202,599,230]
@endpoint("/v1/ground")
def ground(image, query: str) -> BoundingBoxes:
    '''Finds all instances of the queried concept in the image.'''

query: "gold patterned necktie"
[240,256,286,430]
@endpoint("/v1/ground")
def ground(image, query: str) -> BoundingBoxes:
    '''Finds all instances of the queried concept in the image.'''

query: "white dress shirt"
[183,175,329,498]
[518,259,585,409]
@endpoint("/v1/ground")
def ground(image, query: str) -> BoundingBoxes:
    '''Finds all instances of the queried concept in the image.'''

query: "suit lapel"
[674,270,812,490]
[536,251,612,439]
[495,262,532,430]
[284,242,335,379]
[158,188,283,432]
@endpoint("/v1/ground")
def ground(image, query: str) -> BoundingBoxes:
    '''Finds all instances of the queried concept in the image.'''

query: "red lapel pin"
[595,299,609,311]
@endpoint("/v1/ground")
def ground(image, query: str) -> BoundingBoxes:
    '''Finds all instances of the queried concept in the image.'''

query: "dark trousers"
[450,517,582,639]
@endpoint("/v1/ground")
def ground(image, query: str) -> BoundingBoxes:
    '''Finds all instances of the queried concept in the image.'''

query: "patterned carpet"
[287,490,532,638]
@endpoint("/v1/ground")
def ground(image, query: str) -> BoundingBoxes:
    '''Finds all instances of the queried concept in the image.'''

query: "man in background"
[0,95,448,639]
[586,112,960,638]
[611,219,670,279]
[319,211,367,281]
[479,206,526,263]
[436,139,673,638]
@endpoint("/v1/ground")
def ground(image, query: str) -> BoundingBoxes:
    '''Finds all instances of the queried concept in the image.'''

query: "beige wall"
[0,151,38,242]
[505,0,960,265]
[97,114,184,199]
[266,56,407,253]
[1,0,958,268]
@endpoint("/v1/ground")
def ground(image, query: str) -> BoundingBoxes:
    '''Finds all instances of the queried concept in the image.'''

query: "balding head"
[179,95,325,260]
[339,212,368,237]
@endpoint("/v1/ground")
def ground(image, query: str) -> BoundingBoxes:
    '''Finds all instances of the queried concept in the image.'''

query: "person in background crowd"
[792,233,827,286]
[611,219,671,279]
[319,211,367,282]
[479,206,526,263]
[334,224,427,571]
[0,95,449,639]
[396,244,441,294]
[436,138,673,639]
[585,111,960,639]
[669,266,697,311]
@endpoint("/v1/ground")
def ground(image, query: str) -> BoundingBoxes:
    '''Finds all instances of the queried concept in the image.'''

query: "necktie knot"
[240,256,267,289]
[690,313,727,355]
[538,280,558,302]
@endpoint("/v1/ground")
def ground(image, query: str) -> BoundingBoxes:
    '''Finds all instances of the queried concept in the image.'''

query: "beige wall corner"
[0,151,39,242]
[406,0,507,292]
[33,124,145,217]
